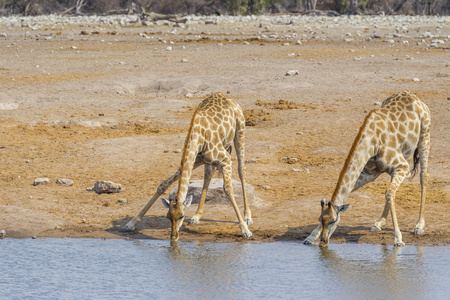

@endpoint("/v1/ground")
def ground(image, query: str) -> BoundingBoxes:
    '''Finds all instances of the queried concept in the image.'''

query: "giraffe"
[122,92,253,241]
[304,90,430,247]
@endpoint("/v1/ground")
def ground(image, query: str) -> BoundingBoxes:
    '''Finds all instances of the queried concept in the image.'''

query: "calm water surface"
[1,239,449,299]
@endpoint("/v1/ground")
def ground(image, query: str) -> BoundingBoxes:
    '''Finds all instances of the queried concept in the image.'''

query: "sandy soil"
[0,15,449,245]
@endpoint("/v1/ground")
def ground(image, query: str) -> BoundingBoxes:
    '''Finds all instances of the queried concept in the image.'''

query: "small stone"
[71,46,77,49]
[262,185,270,190]
[303,168,310,173]
[285,70,299,76]
[296,132,304,135]
[413,78,420,82]
[0,230,5,239]
[292,168,301,172]
[295,40,302,45]
[374,102,382,106]
[32,236,37,239]
[81,219,87,223]
[185,92,193,98]
[173,149,181,153]
[166,46,172,51]
[181,59,188,63]
[246,158,260,163]
[33,178,50,186]
[385,39,395,44]
[87,181,123,194]
[56,178,73,186]
[0,33,7,37]
[118,199,128,204]
[243,41,249,45]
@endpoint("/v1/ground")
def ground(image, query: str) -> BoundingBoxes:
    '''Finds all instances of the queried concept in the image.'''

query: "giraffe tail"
[410,148,420,179]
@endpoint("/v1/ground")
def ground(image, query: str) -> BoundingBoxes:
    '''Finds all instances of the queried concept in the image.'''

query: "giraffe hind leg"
[414,123,430,235]
[190,165,216,225]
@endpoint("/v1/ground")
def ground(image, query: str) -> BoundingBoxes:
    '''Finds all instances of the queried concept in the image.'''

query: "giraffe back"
[371,90,429,161]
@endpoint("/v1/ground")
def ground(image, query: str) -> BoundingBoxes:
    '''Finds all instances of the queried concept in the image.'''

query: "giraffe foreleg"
[190,165,216,225]
[303,224,322,245]
[370,201,390,232]
[386,160,410,246]
[122,169,181,232]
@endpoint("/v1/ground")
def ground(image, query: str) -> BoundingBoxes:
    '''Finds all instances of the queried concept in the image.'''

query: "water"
[1,239,449,300]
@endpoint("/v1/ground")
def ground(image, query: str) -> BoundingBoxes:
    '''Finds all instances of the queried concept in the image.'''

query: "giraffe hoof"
[122,222,135,232]
[370,225,381,232]
[303,239,312,245]
[414,228,424,235]
[245,218,253,226]
[242,230,252,238]
[190,216,200,225]
[394,241,405,247]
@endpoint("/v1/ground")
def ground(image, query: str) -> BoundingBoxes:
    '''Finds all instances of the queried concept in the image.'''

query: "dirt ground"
[0,16,449,246]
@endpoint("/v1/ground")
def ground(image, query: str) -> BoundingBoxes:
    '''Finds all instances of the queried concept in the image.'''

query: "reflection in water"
[1,239,449,299]
[318,244,428,299]
[166,241,251,298]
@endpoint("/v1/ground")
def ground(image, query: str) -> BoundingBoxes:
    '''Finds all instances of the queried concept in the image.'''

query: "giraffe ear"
[338,204,350,213]
[183,195,193,208]
[161,198,170,208]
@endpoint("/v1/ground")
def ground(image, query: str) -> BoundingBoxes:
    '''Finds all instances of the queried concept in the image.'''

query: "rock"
[385,39,395,44]
[374,102,382,106]
[303,168,310,173]
[167,179,264,207]
[33,178,50,186]
[413,78,420,82]
[87,181,123,194]
[246,158,260,163]
[285,70,299,76]
[166,46,172,51]
[295,40,302,45]
[56,178,73,186]
[0,230,5,239]
[118,199,127,204]
[0,33,7,37]
[296,132,304,135]
[262,185,270,190]
[292,168,301,172]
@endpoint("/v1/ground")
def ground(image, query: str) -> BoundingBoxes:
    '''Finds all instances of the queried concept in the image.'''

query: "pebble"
[262,185,270,190]
[413,78,420,82]
[374,102,382,106]
[118,199,127,204]
[56,178,74,186]
[285,70,299,76]
[296,132,304,135]
[0,33,7,37]
[303,168,310,173]
[33,178,50,186]
[87,181,123,194]
[0,230,5,239]
[246,158,260,163]
[166,46,172,51]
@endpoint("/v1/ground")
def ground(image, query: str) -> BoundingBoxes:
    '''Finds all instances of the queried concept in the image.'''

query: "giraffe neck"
[175,113,201,203]
[331,114,376,206]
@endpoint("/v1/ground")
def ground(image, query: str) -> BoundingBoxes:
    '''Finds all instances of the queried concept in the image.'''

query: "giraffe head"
[318,199,349,247]
[161,196,193,241]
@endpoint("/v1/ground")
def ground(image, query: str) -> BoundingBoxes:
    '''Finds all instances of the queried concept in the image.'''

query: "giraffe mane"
[331,111,374,202]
